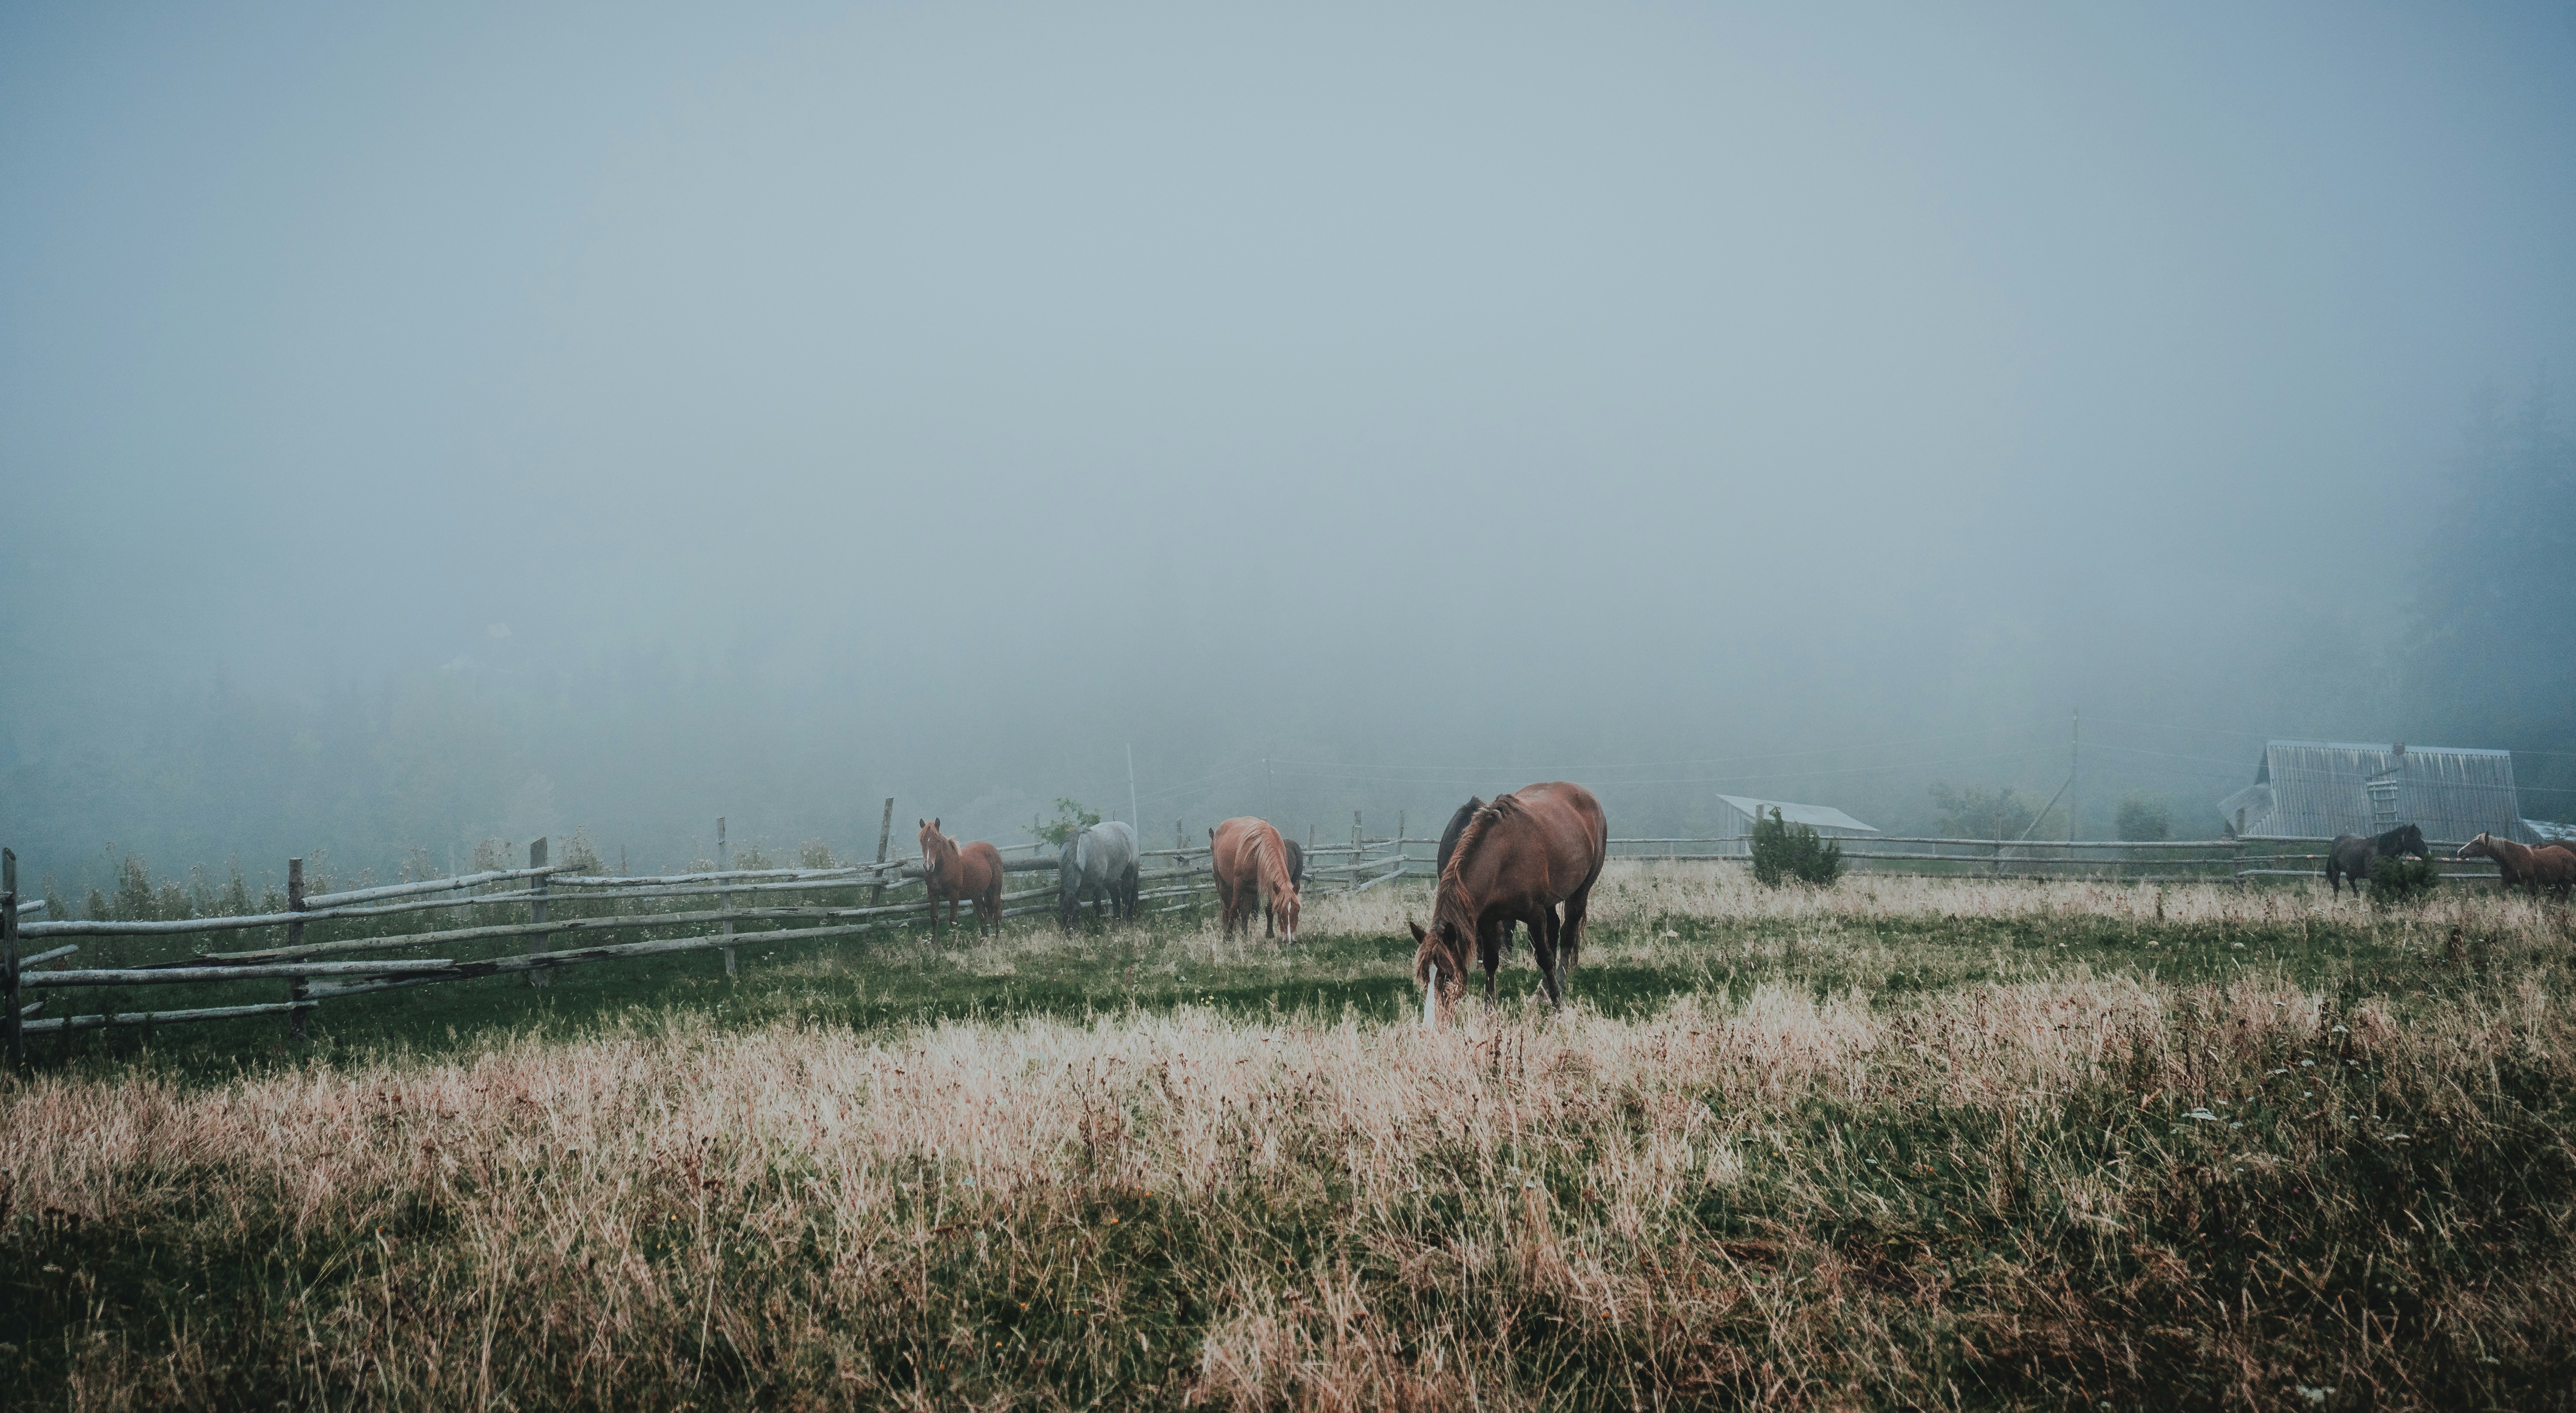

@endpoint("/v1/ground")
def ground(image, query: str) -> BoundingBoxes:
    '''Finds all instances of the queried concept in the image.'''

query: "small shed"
[2216,740,2531,845]
[1714,794,1879,848]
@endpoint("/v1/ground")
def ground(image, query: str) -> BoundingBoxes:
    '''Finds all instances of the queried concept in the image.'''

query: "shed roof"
[2223,740,2525,843]
[1714,794,1879,834]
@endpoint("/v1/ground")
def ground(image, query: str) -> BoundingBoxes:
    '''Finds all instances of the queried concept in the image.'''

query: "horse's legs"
[1480,919,1504,1003]
[1561,884,1593,986]
[1528,910,1564,1011]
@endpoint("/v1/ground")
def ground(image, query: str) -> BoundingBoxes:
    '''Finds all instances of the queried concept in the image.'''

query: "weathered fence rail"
[0,803,1424,1053]
[0,807,2516,1065]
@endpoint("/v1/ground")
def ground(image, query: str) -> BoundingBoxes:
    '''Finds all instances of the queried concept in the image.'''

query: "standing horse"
[2325,823,2426,897]
[2458,833,2576,903]
[918,818,1005,936]
[1211,817,1300,941]
[1410,782,1607,1024]
[1059,820,1141,929]
[1264,838,1306,939]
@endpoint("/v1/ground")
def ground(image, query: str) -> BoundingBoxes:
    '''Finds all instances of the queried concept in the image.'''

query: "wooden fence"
[0,807,1416,1066]
[1589,833,2511,885]
[0,811,2512,1068]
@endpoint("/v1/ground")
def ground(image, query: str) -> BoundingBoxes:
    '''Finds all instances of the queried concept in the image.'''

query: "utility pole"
[2070,707,2081,843]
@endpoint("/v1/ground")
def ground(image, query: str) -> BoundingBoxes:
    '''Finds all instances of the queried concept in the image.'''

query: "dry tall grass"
[6,870,2574,1410]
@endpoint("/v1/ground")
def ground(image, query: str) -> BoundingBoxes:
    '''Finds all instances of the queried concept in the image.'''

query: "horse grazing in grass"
[1264,838,1306,939]
[918,818,1005,935]
[1211,817,1300,942]
[1410,782,1607,1025]
[2458,833,2576,903]
[2326,823,2426,897]
[1059,821,1140,929]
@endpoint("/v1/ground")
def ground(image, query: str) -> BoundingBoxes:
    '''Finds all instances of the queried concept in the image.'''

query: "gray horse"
[1059,820,1141,928]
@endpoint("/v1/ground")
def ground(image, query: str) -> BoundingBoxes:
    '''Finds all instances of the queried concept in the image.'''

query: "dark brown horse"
[2326,822,2425,897]
[1211,817,1300,941]
[918,817,1005,935]
[2458,833,2576,903]
[1410,782,1607,1024]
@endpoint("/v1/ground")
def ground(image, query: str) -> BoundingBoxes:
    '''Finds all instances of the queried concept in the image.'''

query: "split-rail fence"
[0,807,2509,1068]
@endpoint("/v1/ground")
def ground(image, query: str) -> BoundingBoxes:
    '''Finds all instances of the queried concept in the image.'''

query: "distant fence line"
[0,807,2510,1067]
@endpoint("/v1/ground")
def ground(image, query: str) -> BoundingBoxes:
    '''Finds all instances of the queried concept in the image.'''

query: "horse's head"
[1409,918,1469,1028]
[2457,833,2494,862]
[917,817,951,879]
[2392,823,2427,857]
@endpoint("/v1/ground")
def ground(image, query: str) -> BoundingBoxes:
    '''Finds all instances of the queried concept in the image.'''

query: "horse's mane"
[923,827,960,875]
[1434,793,1522,928]
[1435,798,1483,876]
[1252,827,1294,898]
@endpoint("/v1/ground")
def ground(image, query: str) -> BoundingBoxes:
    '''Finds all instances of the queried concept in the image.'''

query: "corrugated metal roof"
[2224,741,2527,843]
[1714,794,1879,834]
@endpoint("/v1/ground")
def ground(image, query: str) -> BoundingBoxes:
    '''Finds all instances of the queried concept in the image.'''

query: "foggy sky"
[6,3,2574,881]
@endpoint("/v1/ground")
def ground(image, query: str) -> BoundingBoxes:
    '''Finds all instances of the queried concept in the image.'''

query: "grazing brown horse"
[1210,817,1300,942]
[2458,833,2576,903]
[918,817,1005,935]
[1409,782,1608,1024]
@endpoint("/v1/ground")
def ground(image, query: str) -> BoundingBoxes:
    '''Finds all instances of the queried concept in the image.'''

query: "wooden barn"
[2216,740,2534,845]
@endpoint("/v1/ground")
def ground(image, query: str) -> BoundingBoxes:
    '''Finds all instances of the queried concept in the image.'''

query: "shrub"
[1927,782,2035,840]
[2115,792,2171,841]
[2369,854,2440,908]
[1750,807,1845,887]
[1033,799,1102,849]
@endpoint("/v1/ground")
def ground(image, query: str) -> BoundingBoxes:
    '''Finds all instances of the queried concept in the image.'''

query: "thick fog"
[5,3,2574,893]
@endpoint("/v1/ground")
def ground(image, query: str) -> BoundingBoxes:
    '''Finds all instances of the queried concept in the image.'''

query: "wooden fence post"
[286,858,308,1041]
[718,817,736,977]
[526,837,550,987]
[4,847,20,1073]
[868,798,895,907]
[1352,811,1364,890]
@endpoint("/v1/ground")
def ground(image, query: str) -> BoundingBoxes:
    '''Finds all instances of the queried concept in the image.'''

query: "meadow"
[5,864,2574,1410]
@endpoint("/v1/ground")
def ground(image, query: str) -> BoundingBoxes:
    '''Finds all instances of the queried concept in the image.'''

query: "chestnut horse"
[1211,817,1300,941]
[918,817,1005,935]
[1410,782,1607,1024]
[2458,833,2576,903]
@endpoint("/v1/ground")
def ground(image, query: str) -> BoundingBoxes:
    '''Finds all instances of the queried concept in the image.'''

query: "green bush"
[2115,792,2172,842]
[1750,807,1845,887]
[2369,854,2440,908]
[1927,781,2036,839]
[1033,799,1102,848]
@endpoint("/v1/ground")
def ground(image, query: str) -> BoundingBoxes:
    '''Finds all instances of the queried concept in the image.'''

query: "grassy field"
[5,864,2575,1410]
